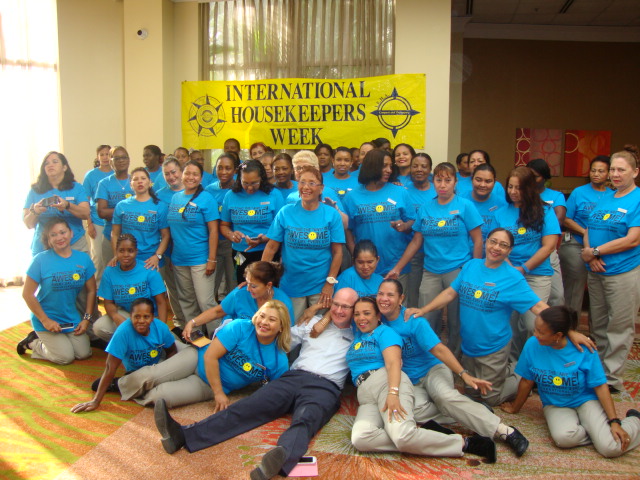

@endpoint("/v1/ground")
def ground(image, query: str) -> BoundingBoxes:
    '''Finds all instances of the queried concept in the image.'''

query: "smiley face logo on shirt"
[128,287,136,295]
[437,220,446,227]
[149,350,158,358]
[354,342,362,350]
[552,376,563,386]
[72,273,80,281]
[125,194,132,199]
[339,190,346,195]
[603,213,611,220]
[248,209,256,216]
[219,205,223,212]
[178,207,185,213]
[474,290,483,299]
[375,205,384,213]
[137,215,145,222]
[242,362,252,371]
[518,227,527,235]
[308,232,317,240]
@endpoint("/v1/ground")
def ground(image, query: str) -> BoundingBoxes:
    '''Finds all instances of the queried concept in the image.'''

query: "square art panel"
[515,128,563,176]
[563,130,611,177]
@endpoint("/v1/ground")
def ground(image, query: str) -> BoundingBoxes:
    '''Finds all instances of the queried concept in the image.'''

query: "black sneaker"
[17,330,38,355]
[463,434,497,463]
[608,385,621,394]
[250,446,287,480]
[91,376,120,393]
[154,398,185,454]
[503,426,529,457]
[89,338,109,350]
[421,420,455,435]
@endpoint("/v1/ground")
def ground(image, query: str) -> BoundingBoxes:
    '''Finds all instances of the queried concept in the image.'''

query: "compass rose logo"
[188,95,226,137]
[370,88,420,138]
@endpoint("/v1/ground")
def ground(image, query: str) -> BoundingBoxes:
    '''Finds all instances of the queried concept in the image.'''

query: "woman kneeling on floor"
[501,305,640,457]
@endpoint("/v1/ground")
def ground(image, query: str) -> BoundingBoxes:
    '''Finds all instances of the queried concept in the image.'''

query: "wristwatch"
[156,253,163,260]
[592,246,600,257]
[326,276,338,285]
[82,313,92,321]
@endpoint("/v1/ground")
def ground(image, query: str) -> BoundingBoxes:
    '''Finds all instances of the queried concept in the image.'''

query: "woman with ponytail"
[167,160,220,324]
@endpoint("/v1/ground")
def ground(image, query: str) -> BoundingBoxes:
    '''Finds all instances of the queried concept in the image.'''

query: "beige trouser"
[544,400,640,457]
[548,249,565,306]
[118,346,211,407]
[351,368,463,457]
[93,309,129,343]
[214,237,237,302]
[291,293,322,324]
[510,273,551,362]
[87,224,107,287]
[173,263,217,323]
[462,341,519,407]
[413,363,501,438]
[405,251,424,309]
[559,236,588,316]
[160,258,186,327]
[587,265,640,391]
[31,330,92,365]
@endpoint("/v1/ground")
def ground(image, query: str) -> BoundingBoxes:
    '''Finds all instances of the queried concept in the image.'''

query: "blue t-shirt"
[515,336,606,408]
[196,319,288,393]
[98,262,166,314]
[155,186,180,206]
[113,197,169,265]
[220,286,295,325]
[346,324,402,384]
[540,188,566,211]
[405,182,436,215]
[205,182,233,240]
[336,267,383,298]
[495,203,560,276]
[461,190,507,244]
[381,307,442,384]
[24,182,89,255]
[83,168,112,226]
[26,249,96,331]
[106,318,175,372]
[413,195,483,274]
[202,171,216,188]
[343,183,415,275]
[565,184,611,245]
[323,174,359,200]
[396,174,412,187]
[586,188,640,275]
[451,259,540,356]
[96,174,134,240]
[221,189,284,252]
[266,202,345,297]
[167,190,220,266]
[275,181,298,201]
[147,168,167,191]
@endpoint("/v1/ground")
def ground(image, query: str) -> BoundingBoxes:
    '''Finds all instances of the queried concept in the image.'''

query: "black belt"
[355,369,378,387]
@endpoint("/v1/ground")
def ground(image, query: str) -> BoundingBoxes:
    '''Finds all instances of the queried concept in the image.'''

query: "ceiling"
[452,0,640,27]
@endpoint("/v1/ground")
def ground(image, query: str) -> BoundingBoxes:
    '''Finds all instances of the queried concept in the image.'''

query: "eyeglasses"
[299,181,320,188]
[487,238,511,250]
[241,181,261,188]
[332,302,354,310]
[113,156,129,161]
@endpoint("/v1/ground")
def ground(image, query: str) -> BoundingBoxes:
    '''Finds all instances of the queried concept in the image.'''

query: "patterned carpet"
[2,322,639,480]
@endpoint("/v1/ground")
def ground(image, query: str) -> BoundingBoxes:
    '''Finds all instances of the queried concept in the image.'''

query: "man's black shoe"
[154,398,185,454]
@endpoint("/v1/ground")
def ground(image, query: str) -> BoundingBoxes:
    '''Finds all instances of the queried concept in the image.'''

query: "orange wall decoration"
[563,130,611,177]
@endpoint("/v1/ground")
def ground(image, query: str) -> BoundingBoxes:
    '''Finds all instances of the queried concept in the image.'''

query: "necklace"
[115,175,129,191]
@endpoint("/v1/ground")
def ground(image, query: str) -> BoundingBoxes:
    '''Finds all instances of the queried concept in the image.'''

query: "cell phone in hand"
[41,196,59,207]
[59,322,75,332]
[190,330,211,348]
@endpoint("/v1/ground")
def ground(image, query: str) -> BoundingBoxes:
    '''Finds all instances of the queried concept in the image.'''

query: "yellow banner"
[181,74,426,150]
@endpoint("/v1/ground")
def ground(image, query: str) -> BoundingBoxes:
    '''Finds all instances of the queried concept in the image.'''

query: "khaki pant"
[31,330,92,365]
[588,265,640,390]
[544,400,640,457]
[462,341,519,407]
[93,308,129,343]
[160,258,186,327]
[510,274,551,362]
[173,263,217,323]
[559,236,588,316]
[351,368,463,457]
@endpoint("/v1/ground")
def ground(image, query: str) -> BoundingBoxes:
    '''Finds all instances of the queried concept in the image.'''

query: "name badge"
[545,200,554,205]
[618,208,627,214]
[484,282,496,287]
[65,197,74,201]
[564,361,576,367]
[489,206,498,212]
[387,198,397,205]
[189,202,197,206]
[450,210,459,215]
[260,201,271,205]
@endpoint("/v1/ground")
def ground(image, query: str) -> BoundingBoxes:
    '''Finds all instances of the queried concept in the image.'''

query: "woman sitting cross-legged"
[501,306,640,458]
